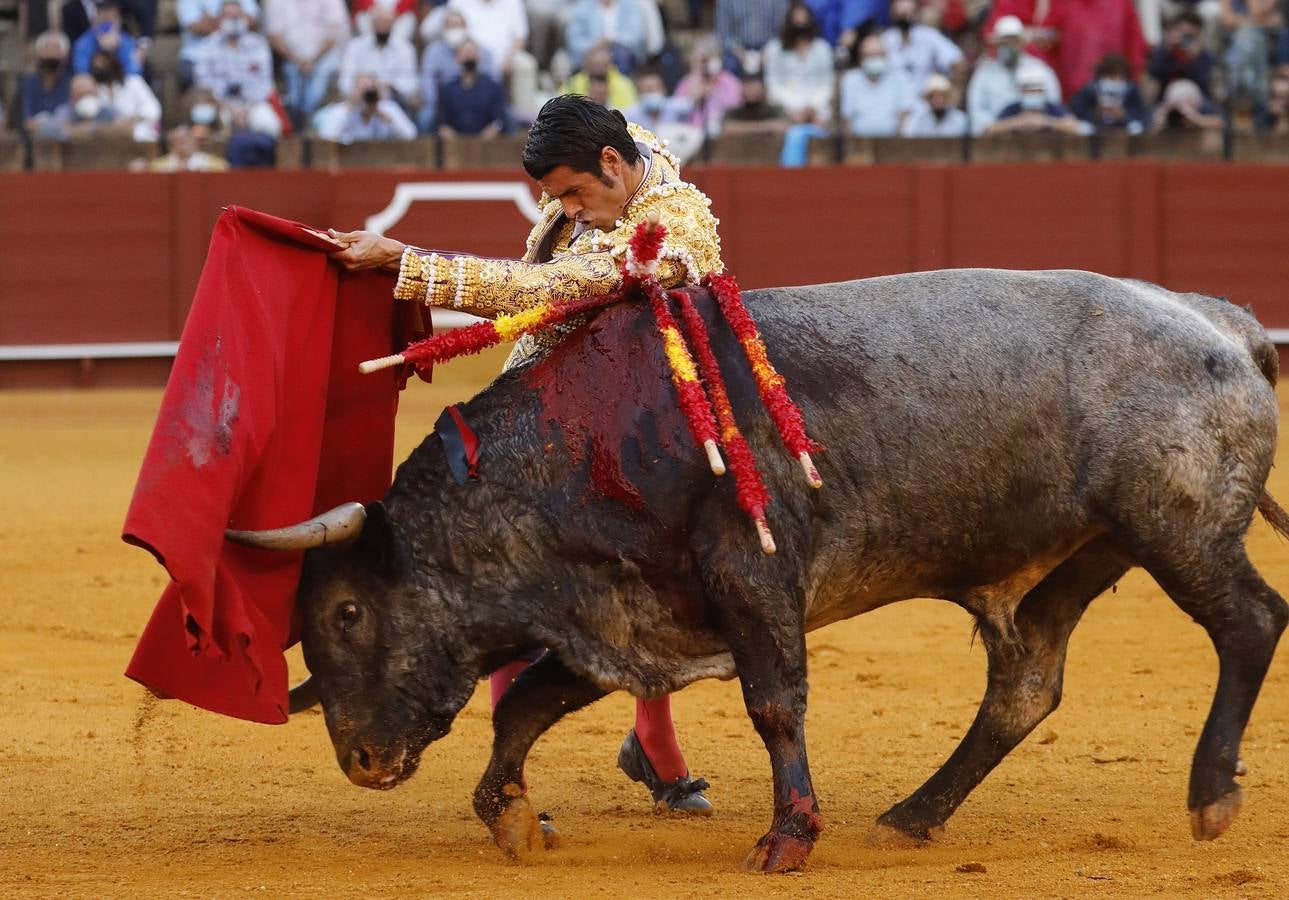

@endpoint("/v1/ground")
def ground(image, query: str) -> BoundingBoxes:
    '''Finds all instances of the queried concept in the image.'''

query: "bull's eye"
[337,602,361,630]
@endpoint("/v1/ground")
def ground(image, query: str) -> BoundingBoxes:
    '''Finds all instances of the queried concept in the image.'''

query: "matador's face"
[538,147,637,234]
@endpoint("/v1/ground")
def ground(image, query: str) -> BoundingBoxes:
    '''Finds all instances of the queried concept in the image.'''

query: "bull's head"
[226,502,477,790]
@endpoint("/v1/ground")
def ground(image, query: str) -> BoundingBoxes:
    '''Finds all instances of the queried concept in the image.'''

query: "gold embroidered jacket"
[392,124,724,365]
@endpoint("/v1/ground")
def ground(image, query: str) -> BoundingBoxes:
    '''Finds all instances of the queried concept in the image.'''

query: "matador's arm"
[391,186,724,318]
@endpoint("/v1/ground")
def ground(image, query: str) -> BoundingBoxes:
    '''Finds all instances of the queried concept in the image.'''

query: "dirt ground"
[3,347,1289,898]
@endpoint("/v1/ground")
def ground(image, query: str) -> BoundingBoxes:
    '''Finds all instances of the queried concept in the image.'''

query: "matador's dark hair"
[522,94,641,182]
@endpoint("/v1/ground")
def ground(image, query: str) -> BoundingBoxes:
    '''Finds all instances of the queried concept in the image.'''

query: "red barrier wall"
[2,163,1288,385]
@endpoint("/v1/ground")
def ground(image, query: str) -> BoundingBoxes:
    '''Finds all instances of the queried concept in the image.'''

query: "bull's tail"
[1258,491,1289,541]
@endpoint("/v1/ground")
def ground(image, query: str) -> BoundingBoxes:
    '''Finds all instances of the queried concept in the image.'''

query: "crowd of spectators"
[6,0,1289,168]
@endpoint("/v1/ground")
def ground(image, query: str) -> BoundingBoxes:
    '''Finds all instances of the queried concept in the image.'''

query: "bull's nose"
[353,746,372,772]
[345,744,408,788]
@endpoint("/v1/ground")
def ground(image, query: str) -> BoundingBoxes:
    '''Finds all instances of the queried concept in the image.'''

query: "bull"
[228,268,1289,872]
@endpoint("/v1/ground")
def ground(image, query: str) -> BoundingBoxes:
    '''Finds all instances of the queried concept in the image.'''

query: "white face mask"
[705,56,722,77]
[861,56,887,79]
[191,102,218,125]
[74,94,102,119]
[443,27,468,48]
[222,16,247,37]
[1020,92,1046,111]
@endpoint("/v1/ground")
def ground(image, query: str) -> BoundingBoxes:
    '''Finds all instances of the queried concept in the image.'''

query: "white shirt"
[449,0,528,68]
[99,74,162,141]
[264,0,350,61]
[839,68,916,136]
[338,32,419,100]
[763,37,834,120]
[881,24,962,88]
[901,101,968,137]
[966,54,1062,134]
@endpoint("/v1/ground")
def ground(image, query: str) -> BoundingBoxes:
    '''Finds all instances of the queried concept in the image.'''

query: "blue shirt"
[806,0,886,46]
[19,71,72,121]
[72,28,141,76]
[438,74,508,135]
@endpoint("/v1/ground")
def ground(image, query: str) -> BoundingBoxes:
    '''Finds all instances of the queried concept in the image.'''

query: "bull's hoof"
[743,831,814,873]
[1190,786,1243,841]
[491,793,547,860]
[866,820,945,848]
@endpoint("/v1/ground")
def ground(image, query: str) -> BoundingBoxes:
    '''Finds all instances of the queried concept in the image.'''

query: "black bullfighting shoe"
[617,729,714,816]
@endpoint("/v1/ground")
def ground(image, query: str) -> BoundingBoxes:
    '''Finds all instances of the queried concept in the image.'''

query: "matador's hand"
[327,229,407,272]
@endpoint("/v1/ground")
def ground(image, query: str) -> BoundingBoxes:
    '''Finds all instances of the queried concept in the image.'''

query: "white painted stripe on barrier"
[5,323,1287,362]
[0,311,486,361]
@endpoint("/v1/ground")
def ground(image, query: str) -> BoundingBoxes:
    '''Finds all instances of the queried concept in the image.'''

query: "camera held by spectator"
[316,72,418,142]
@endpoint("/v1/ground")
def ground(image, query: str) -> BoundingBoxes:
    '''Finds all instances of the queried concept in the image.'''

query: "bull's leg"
[710,597,821,872]
[473,652,607,859]
[874,543,1129,844]
[1138,545,1287,840]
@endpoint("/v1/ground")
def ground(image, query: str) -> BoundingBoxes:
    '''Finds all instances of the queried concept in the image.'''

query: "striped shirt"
[716,0,790,55]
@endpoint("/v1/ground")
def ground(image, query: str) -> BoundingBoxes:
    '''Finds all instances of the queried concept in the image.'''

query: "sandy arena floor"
[3,347,1289,898]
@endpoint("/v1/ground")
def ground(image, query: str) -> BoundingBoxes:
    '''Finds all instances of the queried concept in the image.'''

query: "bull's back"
[739,269,1276,606]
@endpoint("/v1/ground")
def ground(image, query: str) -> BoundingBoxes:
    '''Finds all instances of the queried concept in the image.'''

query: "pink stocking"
[634,694,689,783]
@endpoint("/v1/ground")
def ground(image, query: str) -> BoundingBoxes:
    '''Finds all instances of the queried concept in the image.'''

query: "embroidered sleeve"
[391,183,724,315]
[394,246,623,317]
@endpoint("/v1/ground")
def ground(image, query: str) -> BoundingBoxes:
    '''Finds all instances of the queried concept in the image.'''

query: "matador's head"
[522,95,645,234]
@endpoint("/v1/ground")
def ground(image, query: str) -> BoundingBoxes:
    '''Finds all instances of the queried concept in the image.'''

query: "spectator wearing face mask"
[902,72,968,136]
[623,65,704,160]
[1149,11,1216,98]
[1070,52,1148,134]
[264,0,350,128]
[1256,72,1289,131]
[721,74,788,134]
[450,0,539,121]
[50,72,121,139]
[437,39,510,137]
[339,5,420,111]
[61,0,156,45]
[148,124,230,170]
[185,86,224,136]
[1150,77,1224,130]
[839,33,917,137]
[315,72,418,141]
[764,2,834,125]
[966,15,1061,134]
[563,44,639,111]
[193,2,272,103]
[985,68,1082,135]
[177,0,260,86]
[20,31,73,137]
[352,0,418,43]
[90,48,161,141]
[418,11,496,133]
[673,37,743,136]
[881,0,963,89]
[193,2,281,137]
[71,0,142,76]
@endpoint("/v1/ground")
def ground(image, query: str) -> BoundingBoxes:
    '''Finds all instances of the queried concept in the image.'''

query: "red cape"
[124,206,419,724]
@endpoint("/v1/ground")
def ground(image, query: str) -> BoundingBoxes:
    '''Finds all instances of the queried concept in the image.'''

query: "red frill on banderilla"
[359,215,822,554]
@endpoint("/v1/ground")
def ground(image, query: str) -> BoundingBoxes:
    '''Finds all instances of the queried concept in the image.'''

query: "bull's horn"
[288,675,320,714]
[224,502,367,550]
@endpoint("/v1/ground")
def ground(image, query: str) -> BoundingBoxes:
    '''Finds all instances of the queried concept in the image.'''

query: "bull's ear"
[356,501,401,576]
